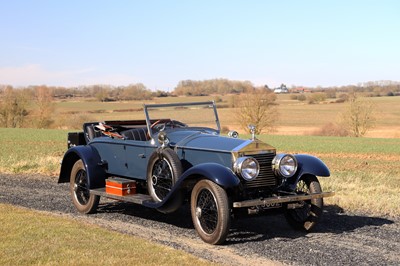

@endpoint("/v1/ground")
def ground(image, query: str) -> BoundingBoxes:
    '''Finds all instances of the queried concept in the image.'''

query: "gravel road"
[1,173,399,265]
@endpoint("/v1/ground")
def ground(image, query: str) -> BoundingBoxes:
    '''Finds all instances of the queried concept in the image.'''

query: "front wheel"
[285,175,323,231]
[191,180,230,245]
[69,159,100,214]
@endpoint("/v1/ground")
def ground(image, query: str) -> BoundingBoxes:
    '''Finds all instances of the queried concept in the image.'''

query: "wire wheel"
[73,169,90,205]
[147,148,183,204]
[191,180,230,245]
[151,158,174,201]
[285,175,323,231]
[69,160,99,214]
[196,188,219,234]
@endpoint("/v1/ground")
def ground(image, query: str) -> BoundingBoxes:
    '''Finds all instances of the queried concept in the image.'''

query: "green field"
[1,127,399,217]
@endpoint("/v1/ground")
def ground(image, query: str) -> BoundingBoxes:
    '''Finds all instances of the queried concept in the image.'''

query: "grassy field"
[0,127,399,217]
[0,203,213,265]
[0,128,67,175]
[258,135,400,217]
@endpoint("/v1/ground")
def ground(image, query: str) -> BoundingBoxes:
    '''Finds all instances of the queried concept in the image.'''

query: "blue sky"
[0,1,399,90]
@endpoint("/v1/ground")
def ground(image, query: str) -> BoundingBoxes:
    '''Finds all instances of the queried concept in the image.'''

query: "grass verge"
[258,135,400,217]
[0,203,213,265]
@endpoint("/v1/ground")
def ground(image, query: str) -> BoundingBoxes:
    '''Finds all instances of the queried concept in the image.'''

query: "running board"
[90,188,153,205]
[233,191,335,208]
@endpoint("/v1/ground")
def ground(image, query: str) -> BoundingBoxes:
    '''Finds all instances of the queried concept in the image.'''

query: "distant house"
[293,87,311,93]
[273,84,289,94]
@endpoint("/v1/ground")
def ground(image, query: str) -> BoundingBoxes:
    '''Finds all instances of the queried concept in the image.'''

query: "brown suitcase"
[106,177,136,196]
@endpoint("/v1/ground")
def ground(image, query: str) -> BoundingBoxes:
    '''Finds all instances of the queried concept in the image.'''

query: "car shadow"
[96,200,194,229]
[95,201,395,244]
[225,205,395,244]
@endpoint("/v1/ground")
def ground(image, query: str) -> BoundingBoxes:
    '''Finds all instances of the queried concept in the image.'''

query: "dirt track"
[1,174,399,265]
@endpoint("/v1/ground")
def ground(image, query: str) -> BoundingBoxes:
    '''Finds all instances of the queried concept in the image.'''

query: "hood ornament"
[248,125,256,140]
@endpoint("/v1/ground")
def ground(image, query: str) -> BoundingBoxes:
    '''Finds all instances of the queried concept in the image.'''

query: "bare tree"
[0,86,29,128]
[33,86,55,128]
[340,93,376,137]
[236,89,278,134]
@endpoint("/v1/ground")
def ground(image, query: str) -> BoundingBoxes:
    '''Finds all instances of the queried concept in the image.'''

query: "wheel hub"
[195,207,202,218]
[152,175,158,185]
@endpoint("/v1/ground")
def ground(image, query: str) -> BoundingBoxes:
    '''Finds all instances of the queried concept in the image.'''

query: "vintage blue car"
[59,101,334,244]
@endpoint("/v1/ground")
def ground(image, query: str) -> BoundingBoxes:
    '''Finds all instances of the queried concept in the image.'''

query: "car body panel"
[59,145,106,189]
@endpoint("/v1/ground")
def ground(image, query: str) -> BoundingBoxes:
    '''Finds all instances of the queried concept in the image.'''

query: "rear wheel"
[70,160,99,214]
[285,175,323,231]
[191,180,230,245]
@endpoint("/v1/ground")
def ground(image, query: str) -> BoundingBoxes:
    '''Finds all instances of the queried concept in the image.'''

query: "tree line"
[1,79,399,136]
[1,79,399,100]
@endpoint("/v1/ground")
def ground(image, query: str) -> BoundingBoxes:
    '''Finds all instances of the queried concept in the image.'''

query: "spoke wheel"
[285,175,323,231]
[70,160,99,214]
[147,148,182,202]
[191,180,230,245]
[151,158,174,201]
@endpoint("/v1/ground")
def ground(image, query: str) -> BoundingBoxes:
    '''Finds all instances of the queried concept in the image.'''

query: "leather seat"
[121,128,149,141]
[84,124,103,142]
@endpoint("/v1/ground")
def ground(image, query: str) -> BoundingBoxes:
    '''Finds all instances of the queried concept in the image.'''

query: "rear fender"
[58,145,106,189]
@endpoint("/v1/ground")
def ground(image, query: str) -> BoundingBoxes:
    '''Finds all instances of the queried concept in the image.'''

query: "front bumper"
[233,191,335,208]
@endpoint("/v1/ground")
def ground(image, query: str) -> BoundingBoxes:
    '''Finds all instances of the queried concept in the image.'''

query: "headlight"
[272,154,298,178]
[234,157,260,181]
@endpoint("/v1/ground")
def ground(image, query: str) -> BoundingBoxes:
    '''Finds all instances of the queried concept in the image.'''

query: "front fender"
[294,154,330,177]
[284,154,330,191]
[58,145,106,189]
[179,163,240,189]
[143,163,240,211]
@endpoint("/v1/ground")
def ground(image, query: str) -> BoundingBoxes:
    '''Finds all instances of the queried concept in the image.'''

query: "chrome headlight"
[272,154,298,178]
[234,157,260,181]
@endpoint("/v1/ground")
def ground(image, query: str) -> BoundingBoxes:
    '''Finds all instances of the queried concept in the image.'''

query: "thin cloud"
[0,64,139,87]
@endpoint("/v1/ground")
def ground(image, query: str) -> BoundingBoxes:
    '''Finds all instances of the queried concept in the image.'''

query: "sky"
[0,1,399,90]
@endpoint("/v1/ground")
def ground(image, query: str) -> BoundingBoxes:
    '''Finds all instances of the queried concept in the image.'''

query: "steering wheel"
[150,119,173,132]
[150,119,187,132]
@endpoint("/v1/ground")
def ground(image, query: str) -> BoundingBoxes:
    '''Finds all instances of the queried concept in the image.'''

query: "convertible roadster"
[59,101,334,244]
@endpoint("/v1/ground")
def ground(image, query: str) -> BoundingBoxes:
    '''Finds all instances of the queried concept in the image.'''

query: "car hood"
[166,130,276,154]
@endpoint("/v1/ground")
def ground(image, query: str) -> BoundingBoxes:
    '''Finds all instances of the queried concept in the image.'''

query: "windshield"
[144,101,220,135]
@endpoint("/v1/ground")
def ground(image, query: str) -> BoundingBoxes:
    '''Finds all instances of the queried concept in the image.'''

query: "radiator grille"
[244,152,277,188]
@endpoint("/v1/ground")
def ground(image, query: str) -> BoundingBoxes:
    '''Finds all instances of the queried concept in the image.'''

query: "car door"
[90,138,129,177]
[125,140,156,180]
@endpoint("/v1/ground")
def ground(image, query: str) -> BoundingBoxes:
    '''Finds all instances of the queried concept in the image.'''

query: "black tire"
[285,175,323,231]
[191,180,230,245]
[69,159,100,214]
[147,148,182,202]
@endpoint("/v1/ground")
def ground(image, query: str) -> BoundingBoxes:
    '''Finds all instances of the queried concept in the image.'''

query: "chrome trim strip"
[233,191,335,208]
[144,101,215,109]
[175,145,232,154]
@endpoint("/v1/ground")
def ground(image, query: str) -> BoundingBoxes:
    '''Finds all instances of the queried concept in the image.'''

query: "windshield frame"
[144,101,221,139]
